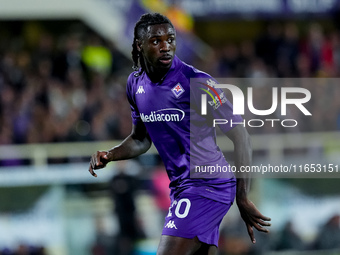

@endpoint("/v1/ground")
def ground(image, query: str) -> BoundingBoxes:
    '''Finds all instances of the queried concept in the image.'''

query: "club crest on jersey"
[172,83,185,98]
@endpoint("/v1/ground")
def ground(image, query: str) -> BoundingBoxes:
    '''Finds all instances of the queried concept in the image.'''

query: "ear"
[135,39,142,52]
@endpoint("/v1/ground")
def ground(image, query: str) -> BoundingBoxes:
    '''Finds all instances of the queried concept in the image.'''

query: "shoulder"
[175,60,222,102]
[179,58,214,81]
[126,71,143,95]
[175,59,215,92]
[127,71,142,86]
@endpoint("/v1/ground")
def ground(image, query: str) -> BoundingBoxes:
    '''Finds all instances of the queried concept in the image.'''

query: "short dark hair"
[131,13,174,73]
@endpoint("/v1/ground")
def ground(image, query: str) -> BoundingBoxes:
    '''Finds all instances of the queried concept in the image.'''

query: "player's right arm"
[88,121,151,177]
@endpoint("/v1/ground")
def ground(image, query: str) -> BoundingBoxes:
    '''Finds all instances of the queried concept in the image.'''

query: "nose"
[160,41,170,52]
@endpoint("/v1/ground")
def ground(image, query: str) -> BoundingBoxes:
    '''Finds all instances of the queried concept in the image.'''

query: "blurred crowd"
[196,22,340,134]
[0,20,340,146]
[0,23,132,145]
[219,214,340,254]
[197,22,340,78]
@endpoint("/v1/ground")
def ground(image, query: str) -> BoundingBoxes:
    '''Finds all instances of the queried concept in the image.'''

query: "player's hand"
[236,198,271,244]
[88,151,110,177]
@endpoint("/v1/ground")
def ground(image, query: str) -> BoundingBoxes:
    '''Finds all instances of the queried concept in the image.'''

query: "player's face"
[139,23,176,70]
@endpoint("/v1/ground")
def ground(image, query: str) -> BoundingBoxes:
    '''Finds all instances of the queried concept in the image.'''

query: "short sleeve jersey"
[126,56,243,204]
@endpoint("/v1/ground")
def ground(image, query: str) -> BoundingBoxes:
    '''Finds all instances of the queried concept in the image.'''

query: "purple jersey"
[126,56,243,204]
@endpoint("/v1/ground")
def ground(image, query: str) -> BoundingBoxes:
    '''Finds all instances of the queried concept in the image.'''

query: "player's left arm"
[225,125,271,244]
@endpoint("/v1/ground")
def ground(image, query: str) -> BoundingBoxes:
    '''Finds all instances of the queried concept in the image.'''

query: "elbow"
[141,137,152,153]
[137,134,152,154]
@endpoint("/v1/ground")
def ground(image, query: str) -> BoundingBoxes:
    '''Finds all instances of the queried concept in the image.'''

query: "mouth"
[159,55,173,65]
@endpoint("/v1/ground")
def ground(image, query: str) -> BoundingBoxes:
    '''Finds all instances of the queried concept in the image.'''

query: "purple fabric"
[126,55,241,204]
[162,192,234,246]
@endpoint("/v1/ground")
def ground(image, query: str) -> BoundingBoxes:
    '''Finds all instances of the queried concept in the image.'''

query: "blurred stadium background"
[0,0,340,254]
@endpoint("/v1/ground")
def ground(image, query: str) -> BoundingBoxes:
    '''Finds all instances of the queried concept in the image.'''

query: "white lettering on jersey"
[140,108,185,123]
[167,200,177,217]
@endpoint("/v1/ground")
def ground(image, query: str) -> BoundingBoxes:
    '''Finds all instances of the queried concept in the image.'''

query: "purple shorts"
[162,193,233,247]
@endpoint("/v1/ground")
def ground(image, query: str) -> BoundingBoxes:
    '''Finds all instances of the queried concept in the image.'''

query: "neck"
[142,57,172,83]
[145,66,169,83]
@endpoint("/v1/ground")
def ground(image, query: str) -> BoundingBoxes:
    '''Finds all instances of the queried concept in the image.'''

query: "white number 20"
[174,198,191,218]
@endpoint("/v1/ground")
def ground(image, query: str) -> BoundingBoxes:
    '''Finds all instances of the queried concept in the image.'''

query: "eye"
[168,38,174,43]
[152,39,159,45]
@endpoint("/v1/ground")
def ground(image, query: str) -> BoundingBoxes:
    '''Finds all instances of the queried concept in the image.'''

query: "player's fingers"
[258,215,271,222]
[253,211,271,222]
[96,152,105,166]
[246,224,255,244]
[253,223,270,233]
[90,155,98,169]
[90,153,95,164]
[88,165,97,177]
[254,218,271,227]
[247,217,270,233]
[90,153,103,169]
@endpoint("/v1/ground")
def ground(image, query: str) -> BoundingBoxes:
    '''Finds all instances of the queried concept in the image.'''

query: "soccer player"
[89,13,271,255]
